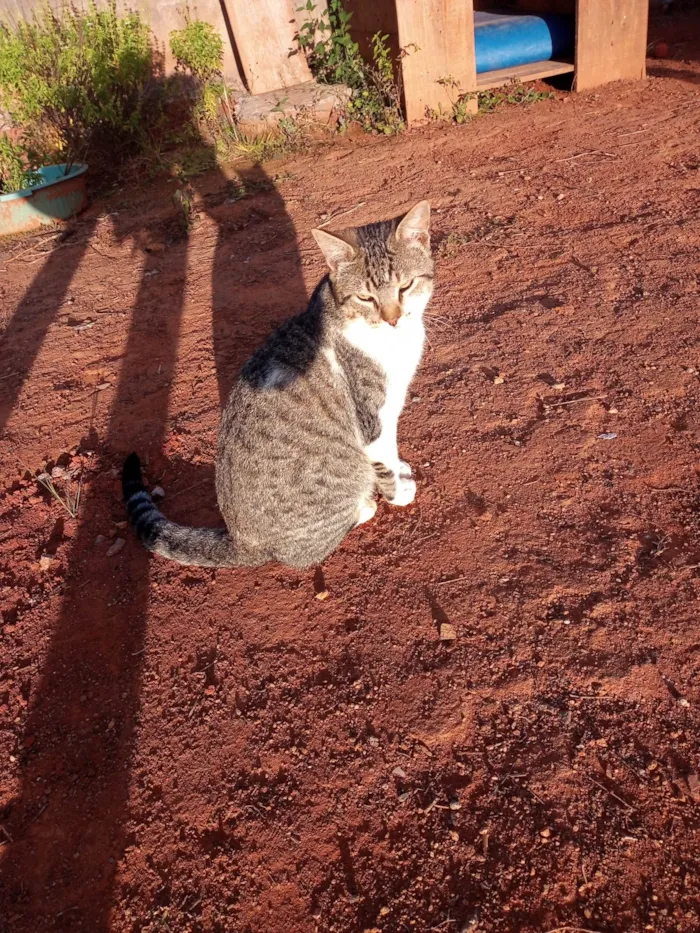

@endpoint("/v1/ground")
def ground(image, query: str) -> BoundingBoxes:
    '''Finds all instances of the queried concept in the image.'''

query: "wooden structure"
[2,0,648,124]
[225,0,312,94]
[391,0,649,124]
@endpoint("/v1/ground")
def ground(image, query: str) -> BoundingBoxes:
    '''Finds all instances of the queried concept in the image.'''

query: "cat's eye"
[399,279,416,295]
[356,293,377,305]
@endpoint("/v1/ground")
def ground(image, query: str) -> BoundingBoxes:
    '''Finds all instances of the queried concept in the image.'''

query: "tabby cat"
[123,200,433,569]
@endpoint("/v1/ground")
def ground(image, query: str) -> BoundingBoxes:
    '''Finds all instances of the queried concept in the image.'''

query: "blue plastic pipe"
[474,12,575,74]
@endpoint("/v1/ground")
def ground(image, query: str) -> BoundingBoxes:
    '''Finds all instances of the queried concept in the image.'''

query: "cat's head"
[312,201,433,328]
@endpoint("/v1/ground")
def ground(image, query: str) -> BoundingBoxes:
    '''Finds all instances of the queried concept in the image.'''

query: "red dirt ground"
[1,18,700,933]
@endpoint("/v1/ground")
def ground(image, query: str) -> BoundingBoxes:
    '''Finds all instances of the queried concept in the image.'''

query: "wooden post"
[575,0,648,91]
[224,0,312,95]
[395,0,477,125]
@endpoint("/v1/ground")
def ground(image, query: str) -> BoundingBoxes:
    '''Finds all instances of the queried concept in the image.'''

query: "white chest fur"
[342,313,425,399]
[342,313,425,466]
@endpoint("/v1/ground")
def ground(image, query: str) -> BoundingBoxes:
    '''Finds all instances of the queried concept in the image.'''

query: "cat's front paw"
[389,476,416,507]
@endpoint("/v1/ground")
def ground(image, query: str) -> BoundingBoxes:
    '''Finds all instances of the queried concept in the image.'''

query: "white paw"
[398,460,413,480]
[389,476,416,507]
[356,498,378,525]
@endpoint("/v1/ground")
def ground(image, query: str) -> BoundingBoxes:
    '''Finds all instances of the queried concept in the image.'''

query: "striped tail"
[122,453,238,567]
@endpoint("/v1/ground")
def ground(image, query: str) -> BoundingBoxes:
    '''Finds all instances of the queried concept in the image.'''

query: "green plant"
[435,75,475,123]
[0,1,154,167]
[477,82,553,113]
[296,0,404,134]
[0,132,41,194]
[168,20,240,157]
[434,76,553,124]
[296,0,358,84]
[169,20,223,82]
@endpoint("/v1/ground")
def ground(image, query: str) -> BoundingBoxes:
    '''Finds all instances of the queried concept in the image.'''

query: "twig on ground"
[317,202,365,229]
[543,928,605,933]
[584,774,635,810]
[434,575,468,587]
[554,150,615,163]
[543,394,608,408]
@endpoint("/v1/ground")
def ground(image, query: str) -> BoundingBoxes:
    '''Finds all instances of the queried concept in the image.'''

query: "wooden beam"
[224,0,312,95]
[395,0,477,125]
[575,0,648,91]
[476,59,574,90]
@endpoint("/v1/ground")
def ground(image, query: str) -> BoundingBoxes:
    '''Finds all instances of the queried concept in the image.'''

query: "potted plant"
[0,131,88,235]
[0,1,153,236]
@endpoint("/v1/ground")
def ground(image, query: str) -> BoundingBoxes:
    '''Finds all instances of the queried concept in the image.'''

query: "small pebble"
[315,589,330,601]
[439,622,457,641]
[598,432,617,440]
[392,766,407,780]
[151,486,165,499]
[449,799,461,811]
[106,538,126,557]
[39,555,52,571]
[368,736,379,747]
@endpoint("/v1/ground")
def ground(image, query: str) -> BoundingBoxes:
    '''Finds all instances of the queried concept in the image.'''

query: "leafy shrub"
[169,20,229,147]
[0,132,40,194]
[296,0,404,134]
[0,1,153,167]
[170,20,223,82]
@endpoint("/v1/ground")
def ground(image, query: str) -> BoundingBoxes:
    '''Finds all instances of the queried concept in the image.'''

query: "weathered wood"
[224,0,311,95]
[396,0,477,124]
[575,0,648,91]
[476,58,574,90]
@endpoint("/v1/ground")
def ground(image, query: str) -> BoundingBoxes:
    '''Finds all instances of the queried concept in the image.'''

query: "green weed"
[296,0,404,134]
[477,83,554,113]
[434,76,553,124]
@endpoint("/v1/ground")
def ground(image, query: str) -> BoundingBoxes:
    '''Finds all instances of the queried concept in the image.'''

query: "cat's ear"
[396,200,431,246]
[312,228,356,271]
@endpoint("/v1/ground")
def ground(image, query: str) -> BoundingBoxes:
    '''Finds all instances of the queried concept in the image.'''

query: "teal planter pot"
[0,163,88,236]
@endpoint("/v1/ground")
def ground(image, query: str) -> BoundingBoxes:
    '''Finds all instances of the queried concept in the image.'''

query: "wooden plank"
[476,59,574,90]
[575,0,648,91]
[224,0,311,95]
[395,0,477,125]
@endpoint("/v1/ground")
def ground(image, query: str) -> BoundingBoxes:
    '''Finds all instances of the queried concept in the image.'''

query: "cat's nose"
[382,303,401,326]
